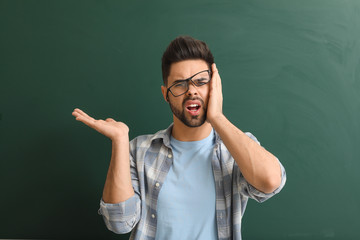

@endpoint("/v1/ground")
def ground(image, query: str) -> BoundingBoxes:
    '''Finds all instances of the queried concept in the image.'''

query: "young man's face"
[161,59,211,128]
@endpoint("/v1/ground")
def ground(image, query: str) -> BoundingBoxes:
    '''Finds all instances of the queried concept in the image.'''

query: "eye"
[173,81,187,88]
[194,78,209,86]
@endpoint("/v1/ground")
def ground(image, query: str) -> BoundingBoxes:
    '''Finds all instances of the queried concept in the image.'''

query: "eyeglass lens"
[170,71,211,96]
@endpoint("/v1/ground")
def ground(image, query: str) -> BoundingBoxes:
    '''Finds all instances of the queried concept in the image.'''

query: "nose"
[186,81,198,96]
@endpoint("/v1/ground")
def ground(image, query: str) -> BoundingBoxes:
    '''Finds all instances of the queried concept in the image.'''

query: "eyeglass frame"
[166,69,212,98]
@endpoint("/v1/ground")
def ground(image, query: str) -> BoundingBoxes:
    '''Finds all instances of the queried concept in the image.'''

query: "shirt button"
[168,153,172,158]
[155,182,160,188]
[151,214,156,219]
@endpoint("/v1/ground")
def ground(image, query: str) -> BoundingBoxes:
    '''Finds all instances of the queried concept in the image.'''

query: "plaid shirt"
[98,124,286,240]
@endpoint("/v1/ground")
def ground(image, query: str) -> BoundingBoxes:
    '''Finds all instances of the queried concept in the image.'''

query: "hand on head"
[206,63,224,125]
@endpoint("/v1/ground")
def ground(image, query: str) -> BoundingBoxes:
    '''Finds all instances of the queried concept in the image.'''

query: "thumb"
[105,118,116,122]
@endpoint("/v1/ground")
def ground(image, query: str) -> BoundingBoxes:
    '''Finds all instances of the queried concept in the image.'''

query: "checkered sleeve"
[98,139,142,234]
[98,194,141,233]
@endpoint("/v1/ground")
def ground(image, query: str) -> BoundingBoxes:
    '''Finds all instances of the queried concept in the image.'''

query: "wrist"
[112,134,129,144]
[208,112,225,126]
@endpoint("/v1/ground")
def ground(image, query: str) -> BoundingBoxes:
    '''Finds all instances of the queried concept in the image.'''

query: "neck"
[171,116,213,141]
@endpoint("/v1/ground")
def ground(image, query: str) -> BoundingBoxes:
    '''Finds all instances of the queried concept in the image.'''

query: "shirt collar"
[149,123,222,148]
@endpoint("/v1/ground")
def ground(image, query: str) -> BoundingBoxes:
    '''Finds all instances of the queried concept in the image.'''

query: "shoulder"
[130,134,154,146]
[129,125,172,151]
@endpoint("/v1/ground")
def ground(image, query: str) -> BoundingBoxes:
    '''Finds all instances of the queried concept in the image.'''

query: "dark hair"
[161,35,214,85]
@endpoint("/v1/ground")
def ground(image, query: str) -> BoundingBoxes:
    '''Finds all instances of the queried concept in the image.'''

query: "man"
[72,36,286,240]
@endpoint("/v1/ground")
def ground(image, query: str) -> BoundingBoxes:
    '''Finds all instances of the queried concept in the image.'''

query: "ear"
[161,85,169,102]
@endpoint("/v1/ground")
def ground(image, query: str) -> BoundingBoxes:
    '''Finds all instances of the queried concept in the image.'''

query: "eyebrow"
[170,70,210,84]
[174,75,207,83]
[173,79,187,83]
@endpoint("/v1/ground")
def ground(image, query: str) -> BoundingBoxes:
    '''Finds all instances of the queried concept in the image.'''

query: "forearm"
[211,114,281,193]
[102,136,135,203]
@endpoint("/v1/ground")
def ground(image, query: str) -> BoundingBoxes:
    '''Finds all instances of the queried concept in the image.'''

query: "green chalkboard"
[1,0,359,239]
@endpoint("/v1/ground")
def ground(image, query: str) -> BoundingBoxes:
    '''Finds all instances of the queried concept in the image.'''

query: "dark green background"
[1,0,359,239]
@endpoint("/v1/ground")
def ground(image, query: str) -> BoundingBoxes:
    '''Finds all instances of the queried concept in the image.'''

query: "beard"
[168,96,207,128]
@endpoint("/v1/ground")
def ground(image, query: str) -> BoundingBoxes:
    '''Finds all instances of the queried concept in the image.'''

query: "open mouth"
[185,100,202,116]
[186,104,200,112]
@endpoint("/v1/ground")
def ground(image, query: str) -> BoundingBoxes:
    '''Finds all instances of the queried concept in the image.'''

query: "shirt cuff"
[98,194,141,234]
[98,194,139,218]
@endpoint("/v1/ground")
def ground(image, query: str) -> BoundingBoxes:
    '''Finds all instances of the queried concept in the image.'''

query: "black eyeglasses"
[166,70,212,97]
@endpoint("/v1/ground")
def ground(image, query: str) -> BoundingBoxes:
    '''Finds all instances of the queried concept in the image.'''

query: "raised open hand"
[72,108,129,142]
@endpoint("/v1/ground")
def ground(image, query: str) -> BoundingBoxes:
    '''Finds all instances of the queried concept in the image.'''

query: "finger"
[75,115,97,128]
[72,108,87,119]
[105,118,115,122]
[72,109,98,128]
[213,63,222,91]
[72,110,79,117]
[72,109,85,117]
[72,111,86,121]
[212,63,217,73]
[73,108,96,122]
[211,63,218,79]
[73,108,92,118]
[210,63,218,90]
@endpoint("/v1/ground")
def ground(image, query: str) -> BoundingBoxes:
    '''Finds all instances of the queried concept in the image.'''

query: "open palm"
[72,108,129,141]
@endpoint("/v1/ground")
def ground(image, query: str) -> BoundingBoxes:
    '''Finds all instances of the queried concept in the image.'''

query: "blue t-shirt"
[155,129,218,240]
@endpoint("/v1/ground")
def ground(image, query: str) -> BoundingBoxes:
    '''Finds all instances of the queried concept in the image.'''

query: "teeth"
[188,104,199,107]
